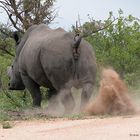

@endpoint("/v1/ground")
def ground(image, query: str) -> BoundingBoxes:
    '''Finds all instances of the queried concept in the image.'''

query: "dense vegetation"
[0,10,140,120]
[84,10,140,86]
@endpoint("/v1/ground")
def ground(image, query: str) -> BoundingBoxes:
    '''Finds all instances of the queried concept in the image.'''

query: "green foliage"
[0,24,15,57]
[0,112,10,121]
[85,10,140,86]
[0,55,32,112]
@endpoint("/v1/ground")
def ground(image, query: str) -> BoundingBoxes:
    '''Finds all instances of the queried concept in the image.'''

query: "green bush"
[0,55,32,111]
[85,10,140,86]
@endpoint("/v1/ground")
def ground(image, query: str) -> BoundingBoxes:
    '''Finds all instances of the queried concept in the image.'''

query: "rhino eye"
[11,65,13,68]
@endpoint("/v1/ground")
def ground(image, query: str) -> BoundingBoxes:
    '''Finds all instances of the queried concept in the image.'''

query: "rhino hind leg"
[46,88,59,112]
[60,88,75,115]
[47,87,57,100]
[21,74,42,107]
[80,83,94,111]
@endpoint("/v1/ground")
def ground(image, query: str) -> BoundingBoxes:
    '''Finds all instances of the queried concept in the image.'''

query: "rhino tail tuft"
[73,35,82,60]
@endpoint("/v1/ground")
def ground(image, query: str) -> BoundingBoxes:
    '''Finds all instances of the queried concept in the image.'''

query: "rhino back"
[19,24,96,89]
[19,25,75,89]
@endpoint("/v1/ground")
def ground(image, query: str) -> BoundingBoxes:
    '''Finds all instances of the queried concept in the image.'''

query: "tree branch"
[90,17,118,34]
[9,14,24,33]
[0,46,15,57]
[10,0,24,23]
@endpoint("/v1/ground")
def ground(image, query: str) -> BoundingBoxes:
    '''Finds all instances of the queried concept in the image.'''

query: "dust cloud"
[84,68,137,116]
[25,68,138,118]
[45,88,82,116]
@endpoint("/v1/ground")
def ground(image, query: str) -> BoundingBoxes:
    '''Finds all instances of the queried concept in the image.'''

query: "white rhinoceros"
[7,24,97,113]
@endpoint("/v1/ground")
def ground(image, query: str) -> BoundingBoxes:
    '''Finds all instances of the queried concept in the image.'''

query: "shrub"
[85,10,140,86]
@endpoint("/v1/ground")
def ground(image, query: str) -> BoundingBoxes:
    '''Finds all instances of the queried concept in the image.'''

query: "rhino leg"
[47,87,57,100]
[60,89,75,114]
[47,88,59,111]
[21,74,42,107]
[80,83,93,111]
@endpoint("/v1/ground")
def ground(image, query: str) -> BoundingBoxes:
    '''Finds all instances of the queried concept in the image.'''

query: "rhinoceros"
[7,24,96,113]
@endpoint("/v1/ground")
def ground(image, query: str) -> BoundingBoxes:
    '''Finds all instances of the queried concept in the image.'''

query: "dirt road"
[0,115,140,140]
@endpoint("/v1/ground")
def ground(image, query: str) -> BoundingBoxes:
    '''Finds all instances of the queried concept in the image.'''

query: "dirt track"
[0,115,140,140]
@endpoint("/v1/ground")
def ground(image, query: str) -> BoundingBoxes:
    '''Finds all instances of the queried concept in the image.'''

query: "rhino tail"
[73,35,82,60]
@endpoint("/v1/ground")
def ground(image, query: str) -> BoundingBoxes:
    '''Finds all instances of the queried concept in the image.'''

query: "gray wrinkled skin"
[8,24,97,113]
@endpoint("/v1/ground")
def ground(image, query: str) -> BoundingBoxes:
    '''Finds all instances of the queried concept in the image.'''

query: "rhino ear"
[13,31,20,45]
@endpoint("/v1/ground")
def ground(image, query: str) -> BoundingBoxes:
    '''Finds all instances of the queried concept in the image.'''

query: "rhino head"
[7,62,25,90]
[7,32,25,90]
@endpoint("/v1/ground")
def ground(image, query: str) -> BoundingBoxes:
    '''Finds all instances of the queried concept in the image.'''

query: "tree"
[0,0,57,56]
[0,0,57,33]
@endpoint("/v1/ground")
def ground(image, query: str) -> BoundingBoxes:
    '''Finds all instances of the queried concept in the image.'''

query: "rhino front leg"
[80,83,94,111]
[21,74,42,107]
[60,88,75,115]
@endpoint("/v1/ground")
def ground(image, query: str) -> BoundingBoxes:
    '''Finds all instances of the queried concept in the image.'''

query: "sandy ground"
[0,115,140,140]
